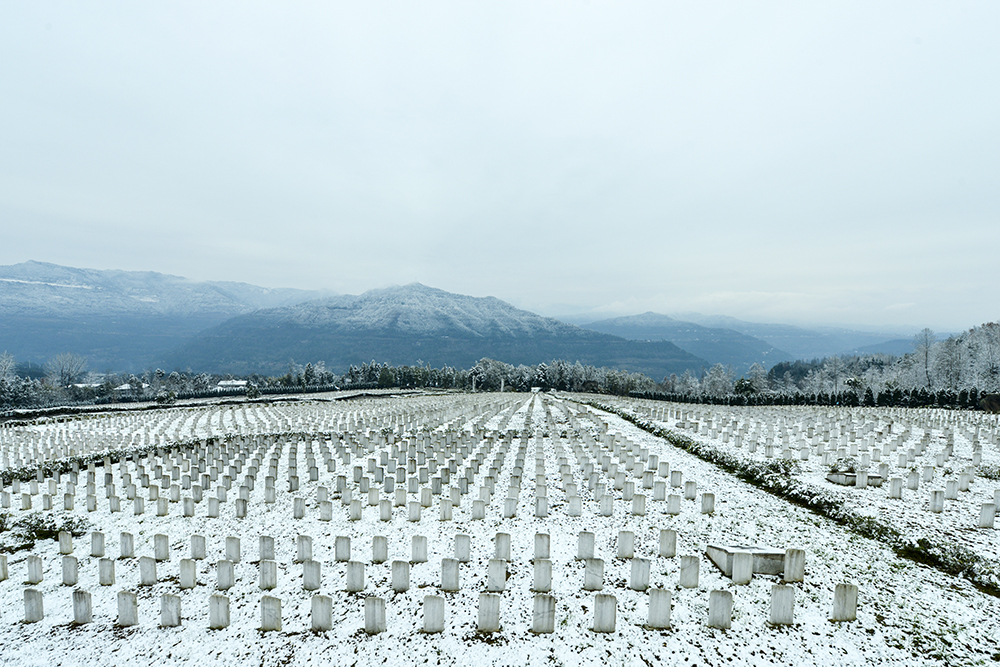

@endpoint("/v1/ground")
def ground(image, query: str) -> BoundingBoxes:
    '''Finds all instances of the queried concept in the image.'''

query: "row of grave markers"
[0,395,526,473]
[0,526,746,591]
[1,396,871,641]
[20,582,859,632]
[604,399,999,531]
[1,410,726,534]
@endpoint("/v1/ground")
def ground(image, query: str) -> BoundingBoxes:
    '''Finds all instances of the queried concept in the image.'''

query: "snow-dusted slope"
[1,394,998,666]
[0,261,328,370]
[164,284,709,376]
[0,261,325,317]
[674,313,908,360]
[583,312,792,372]
[246,284,593,337]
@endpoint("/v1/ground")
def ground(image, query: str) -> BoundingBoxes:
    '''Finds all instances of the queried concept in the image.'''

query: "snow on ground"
[0,393,998,666]
[596,397,1000,565]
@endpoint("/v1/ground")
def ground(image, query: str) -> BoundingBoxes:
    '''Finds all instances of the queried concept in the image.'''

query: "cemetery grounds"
[0,390,998,666]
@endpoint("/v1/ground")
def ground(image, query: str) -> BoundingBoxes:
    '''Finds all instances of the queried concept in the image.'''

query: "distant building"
[216,380,248,391]
[113,382,149,394]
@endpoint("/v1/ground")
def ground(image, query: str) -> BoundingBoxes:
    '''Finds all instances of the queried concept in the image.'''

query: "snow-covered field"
[1,393,998,666]
[595,396,1000,565]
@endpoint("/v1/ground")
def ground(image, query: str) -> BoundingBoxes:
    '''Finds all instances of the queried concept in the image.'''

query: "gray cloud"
[1,1,997,331]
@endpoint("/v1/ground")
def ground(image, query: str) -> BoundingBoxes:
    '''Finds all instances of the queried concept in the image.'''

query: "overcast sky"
[1,2,997,332]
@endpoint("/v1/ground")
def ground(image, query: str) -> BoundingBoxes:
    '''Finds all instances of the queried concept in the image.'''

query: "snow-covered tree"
[701,364,734,398]
[194,373,213,391]
[747,363,769,394]
[801,368,828,395]
[913,328,936,389]
[0,352,15,380]
[44,352,88,387]
[533,363,548,388]
[824,356,844,394]
[969,323,1000,392]
[677,370,700,395]
[934,335,965,391]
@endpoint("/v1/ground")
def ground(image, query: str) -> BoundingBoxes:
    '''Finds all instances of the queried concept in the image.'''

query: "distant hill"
[672,313,906,361]
[0,261,328,370]
[162,284,710,377]
[1,260,921,377]
[581,312,791,373]
[845,339,915,357]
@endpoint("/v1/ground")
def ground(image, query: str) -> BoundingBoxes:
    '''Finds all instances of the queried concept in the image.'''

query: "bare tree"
[824,356,843,394]
[678,369,700,395]
[802,368,828,394]
[702,363,734,397]
[747,363,770,393]
[44,352,88,387]
[934,336,964,391]
[913,328,935,390]
[970,323,1000,392]
[0,351,16,380]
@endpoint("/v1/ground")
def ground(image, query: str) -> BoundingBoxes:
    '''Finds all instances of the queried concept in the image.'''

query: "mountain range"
[0,261,327,370]
[670,313,914,360]
[0,261,914,378]
[160,284,707,377]
[580,312,792,373]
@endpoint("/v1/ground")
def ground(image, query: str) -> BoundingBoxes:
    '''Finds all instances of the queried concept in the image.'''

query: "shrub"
[0,512,89,552]
[977,464,1000,481]
[155,390,177,405]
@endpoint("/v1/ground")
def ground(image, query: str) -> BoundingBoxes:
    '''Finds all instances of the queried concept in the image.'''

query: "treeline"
[4,319,999,411]
[763,323,1000,397]
[244,357,657,396]
[335,358,657,396]
[654,322,1000,409]
[0,353,660,411]
[630,385,991,409]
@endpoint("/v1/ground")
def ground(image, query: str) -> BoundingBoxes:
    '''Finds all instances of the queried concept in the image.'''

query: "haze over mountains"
[0,261,915,378]
[581,312,792,373]
[163,284,707,377]
[671,313,918,360]
[0,261,327,370]
[580,312,917,368]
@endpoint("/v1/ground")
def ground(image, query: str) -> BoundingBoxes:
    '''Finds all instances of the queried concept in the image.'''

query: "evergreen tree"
[863,387,876,407]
